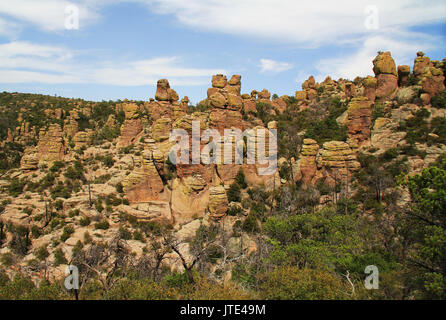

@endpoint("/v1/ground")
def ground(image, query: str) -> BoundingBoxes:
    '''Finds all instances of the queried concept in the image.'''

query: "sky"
[0,0,445,104]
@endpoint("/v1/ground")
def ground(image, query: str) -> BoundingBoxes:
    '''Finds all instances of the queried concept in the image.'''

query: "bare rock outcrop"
[37,123,65,166]
[117,102,143,148]
[122,149,165,203]
[208,185,229,220]
[347,97,372,147]
[373,51,398,100]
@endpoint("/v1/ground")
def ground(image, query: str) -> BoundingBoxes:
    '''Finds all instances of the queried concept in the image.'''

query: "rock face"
[413,52,432,78]
[398,65,411,87]
[373,52,398,100]
[363,76,377,103]
[347,97,372,147]
[371,117,406,152]
[155,79,179,102]
[152,117,172,142]
[117,103,143,148]
[37,123,65,165]
[123,149,165,203]
[20,147,38,170]
[208,185,229,219]
[296,139,360,188]
[297,139,320,185]
[63,111,79,139]
[317,141,360,186]
[396,86,418,105]
[73,131,91,150]
[420,66,445,97]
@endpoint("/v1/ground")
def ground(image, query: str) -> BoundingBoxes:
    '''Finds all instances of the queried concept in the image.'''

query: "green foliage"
[119,226,132,240]
[53,248,67,266]
[235,168,247,189]
[35,245,50,261]
[304,117,348,145]
[431,117,446,144]
[116,182,124,194]
[60,226,75,242]
[9,226,30,256]
[49,161,65,173]
[402,166,446,299]
[227,182,241,203]
[258,267,348,300]
[255,102,274,125]
[95,220,110,230]
[79,216,91,226]
[431,91,446,109]
[7,178,26,197]
[102,155,115,168]
[371,103,386,122]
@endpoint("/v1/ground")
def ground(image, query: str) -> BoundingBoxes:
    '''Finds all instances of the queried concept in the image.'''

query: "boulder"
[212,74,227,88]
[373,51,397,76]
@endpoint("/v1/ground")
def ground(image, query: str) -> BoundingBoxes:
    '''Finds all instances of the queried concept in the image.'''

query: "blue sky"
[0,0,445,104]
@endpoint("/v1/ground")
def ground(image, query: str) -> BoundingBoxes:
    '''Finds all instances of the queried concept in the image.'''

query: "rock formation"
[36,123,65,165]
[347,97,372,147]
[117,102,143,148]
[373,51,398,100]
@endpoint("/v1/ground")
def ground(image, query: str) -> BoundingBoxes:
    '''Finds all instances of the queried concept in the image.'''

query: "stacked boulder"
[207,74,244,134]
[373,51,398,100]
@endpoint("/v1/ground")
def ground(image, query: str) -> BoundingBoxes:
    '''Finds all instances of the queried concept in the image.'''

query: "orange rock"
[347,97,372,147]
[37,123,65,165]
[376,74,398,100]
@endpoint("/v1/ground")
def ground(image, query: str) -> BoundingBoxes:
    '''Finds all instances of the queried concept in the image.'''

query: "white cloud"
[139,0,446,46]
[259,59,293,74]
[91,57,226,86]
[0,0,99,32]
[315,32,441,81]
[0,41,225,86]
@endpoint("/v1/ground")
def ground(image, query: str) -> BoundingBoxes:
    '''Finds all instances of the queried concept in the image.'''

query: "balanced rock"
[373,51,397,76]
[373,52,398,100]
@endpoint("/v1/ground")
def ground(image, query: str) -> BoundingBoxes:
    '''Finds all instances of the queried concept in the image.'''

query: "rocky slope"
[0,51,445,295]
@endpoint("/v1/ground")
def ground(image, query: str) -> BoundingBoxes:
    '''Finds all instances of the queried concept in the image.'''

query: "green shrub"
[102,155,115,168]
[116,182,124,193]
[119,226,132,240]
[431,91,446,109]
[133,231,144,241]
[227,183,241,203]
[35,245,50,261]
[95,220,110,230]
[235,168,248,189]
[79,216,91,226]
[60,226,75,242]
[7,178,26,197]
[53,248,67,266]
